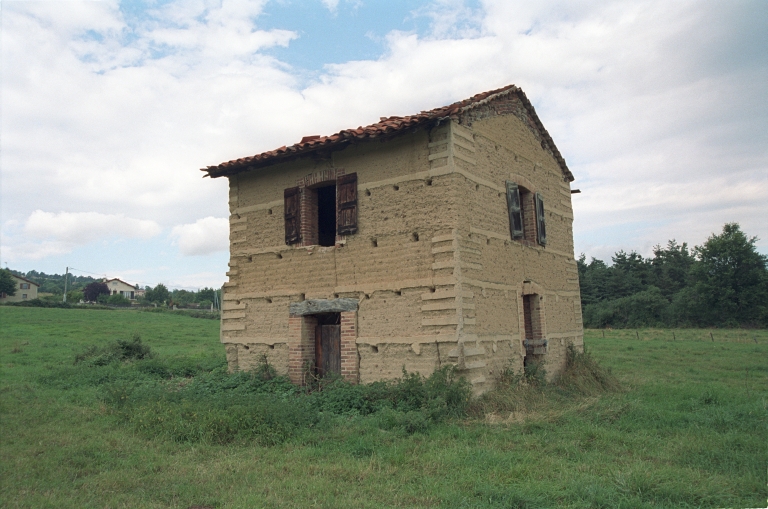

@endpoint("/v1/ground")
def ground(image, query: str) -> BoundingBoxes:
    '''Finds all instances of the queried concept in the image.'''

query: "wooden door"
[315,324,341,377]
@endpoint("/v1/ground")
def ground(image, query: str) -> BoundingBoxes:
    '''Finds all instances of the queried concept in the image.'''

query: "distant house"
[103,278,140,300]
[0,274,40,302]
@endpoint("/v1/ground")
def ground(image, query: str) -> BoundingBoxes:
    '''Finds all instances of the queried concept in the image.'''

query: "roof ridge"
[202,84,572,181]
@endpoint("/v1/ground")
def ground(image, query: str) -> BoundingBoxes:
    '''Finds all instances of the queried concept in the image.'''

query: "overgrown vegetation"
[67,344,472,445]
[579,222,768,328]
[471,345,621,419]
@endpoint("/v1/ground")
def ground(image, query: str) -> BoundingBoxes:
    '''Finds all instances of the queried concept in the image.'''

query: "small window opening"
[411,232,419,242]
[276,252,283,259]
[248,255,253,262]
[267,209,273,215]
[317,185,336,247]
[393,184,399,191]
[395,290,402,296]
[475,184,480,191]
[243,345,250,350]
[365,189,371,196]
[268,344,275,350]
[371,238,378,247]
[371,345,379,353]
[299,293,306,301]
[522,293,545,368]
[426,178,433,186]
[429,286,436,293]
[266,298,272,304]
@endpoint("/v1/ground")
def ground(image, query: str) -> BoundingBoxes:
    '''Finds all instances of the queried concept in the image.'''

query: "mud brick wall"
[220,94,583,392]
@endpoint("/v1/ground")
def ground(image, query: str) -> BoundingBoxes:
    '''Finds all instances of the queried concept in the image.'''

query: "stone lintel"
[289,298,359,316]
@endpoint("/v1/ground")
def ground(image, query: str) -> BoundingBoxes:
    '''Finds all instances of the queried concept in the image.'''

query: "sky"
[1,0,766,290]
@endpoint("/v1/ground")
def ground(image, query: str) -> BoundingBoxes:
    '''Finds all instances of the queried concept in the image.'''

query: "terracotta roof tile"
[202,84,573,181]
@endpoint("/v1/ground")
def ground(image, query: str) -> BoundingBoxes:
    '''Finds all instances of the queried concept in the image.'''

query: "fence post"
[710,332,714,342]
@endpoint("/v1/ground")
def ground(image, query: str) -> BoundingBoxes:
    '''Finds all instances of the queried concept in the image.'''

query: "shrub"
[555,344,621,395]
[75,333,153,366]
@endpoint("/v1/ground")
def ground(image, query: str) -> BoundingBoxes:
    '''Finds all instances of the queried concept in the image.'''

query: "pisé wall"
[219,92,583,392]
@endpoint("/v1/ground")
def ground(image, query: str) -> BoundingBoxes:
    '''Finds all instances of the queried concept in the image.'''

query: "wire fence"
[585,328,765,344]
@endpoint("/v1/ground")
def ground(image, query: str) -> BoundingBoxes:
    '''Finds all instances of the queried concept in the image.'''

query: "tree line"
[0,269,219,310]
[578,223,768,328]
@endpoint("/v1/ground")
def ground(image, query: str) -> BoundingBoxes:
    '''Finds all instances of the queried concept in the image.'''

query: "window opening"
[522,294,546,368]
[317,185,337,247]
[506,181,545,246]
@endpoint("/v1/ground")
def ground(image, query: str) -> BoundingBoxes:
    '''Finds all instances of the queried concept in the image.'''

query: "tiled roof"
[202,84,573,181]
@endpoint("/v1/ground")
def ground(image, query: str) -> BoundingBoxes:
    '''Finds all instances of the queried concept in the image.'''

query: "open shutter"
[337,173,358,236]
[506,181,523,239]
[284,186,302,245]
[535,192,547,246]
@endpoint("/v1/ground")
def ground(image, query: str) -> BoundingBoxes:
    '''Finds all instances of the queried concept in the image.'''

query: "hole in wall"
[475,184,480,191]
[429,287,436,293]
[236,300,241,305]
[276,253,283,259]
[300,293,306,301]
[395,290,402,296]
[333,293,339,298]
[498,192,502,198]
[234,213,240,219]
[365,294,370,299]
[486,238,491,245]
[371,345,379,353]
[371,238,378,247]
[426,178,433,186]
[267,209,273,215]
[243,345,250,350]
[393,184,399,191]
[266,298,272,304]
[365,189,371,196]
[248,256,253,262]
[268,344,274,350]
[411,232,419,242]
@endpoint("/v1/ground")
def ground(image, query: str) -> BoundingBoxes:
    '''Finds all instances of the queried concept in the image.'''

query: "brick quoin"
[339,311,359,383]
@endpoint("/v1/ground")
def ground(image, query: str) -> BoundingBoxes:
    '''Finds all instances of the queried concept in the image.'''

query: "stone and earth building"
[202,84,583,393]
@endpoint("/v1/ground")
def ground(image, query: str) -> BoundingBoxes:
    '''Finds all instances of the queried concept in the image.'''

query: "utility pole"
[63,266,69,302]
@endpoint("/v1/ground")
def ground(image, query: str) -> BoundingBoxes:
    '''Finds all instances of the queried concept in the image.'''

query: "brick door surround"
[287,298,359,384]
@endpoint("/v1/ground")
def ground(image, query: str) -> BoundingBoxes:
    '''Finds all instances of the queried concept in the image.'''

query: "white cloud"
[170,217,229,256]
[24,210,161,243]
[320,0,340,14]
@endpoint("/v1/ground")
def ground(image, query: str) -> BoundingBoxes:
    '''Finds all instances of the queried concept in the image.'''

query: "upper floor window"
[285,173,358,247]
[19,283,30,290]
[506,181,546,246]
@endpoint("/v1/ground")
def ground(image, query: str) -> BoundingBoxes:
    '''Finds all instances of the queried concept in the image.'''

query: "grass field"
[1,306,766,508]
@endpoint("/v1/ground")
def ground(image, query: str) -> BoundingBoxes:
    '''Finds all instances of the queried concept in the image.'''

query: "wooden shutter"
[336,173,358,236]
[284,186,302,245]
[506,181,523,239]
[535,192,547,246]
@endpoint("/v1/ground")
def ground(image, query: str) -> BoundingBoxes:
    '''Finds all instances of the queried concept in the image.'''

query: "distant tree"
[146,284,170,304]
[106,294,132,307]
[196,287,216,303]
[67,290,84,303]
[648,240,694,298]
[0,269,17,297]
[83,282,110,302]
[172,289,194,307]
[688,223,768,326]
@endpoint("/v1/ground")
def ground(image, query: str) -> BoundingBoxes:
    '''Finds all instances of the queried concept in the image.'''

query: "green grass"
[1,307,766,508]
